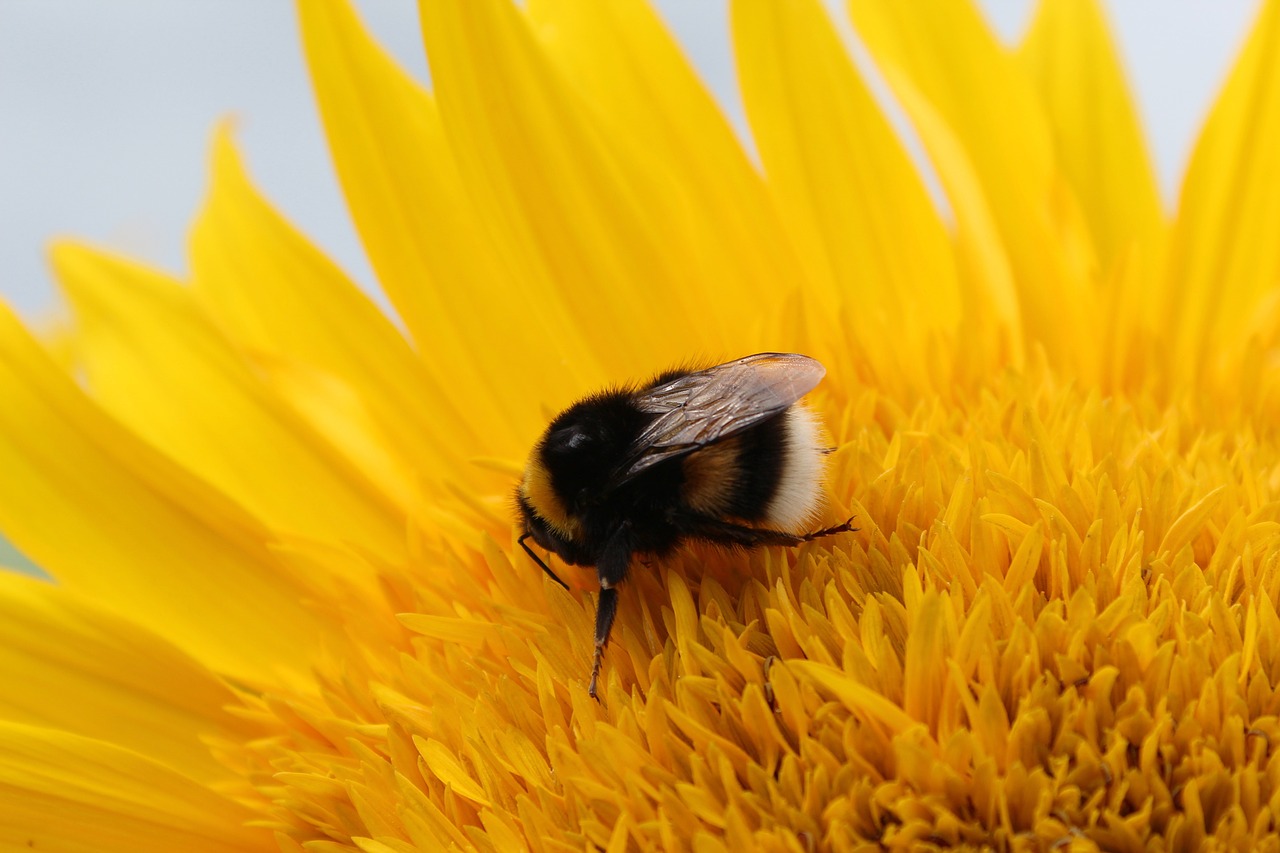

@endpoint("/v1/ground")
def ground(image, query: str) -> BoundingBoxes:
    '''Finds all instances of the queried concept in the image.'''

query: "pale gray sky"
[0,1,1260,320]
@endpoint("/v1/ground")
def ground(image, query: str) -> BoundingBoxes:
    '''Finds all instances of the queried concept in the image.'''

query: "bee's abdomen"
[762,404,825,530]
[679,404,825,531]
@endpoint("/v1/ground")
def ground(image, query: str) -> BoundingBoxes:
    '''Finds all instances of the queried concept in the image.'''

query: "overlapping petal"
[851,0,1100,378]
[0,574,263,784]
[191,127,470,500]
[300,0,577,449]
[1166,0,1280,394]
[0,303,336,686]
[527,0,793,311]
[0,723,273,853]
[1018,0,1164,270]
[417,0,832,372]
[54,242,409,562]
[733,0,960,393]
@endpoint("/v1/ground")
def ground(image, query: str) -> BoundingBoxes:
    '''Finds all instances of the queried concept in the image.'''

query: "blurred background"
[0,1,1262,572]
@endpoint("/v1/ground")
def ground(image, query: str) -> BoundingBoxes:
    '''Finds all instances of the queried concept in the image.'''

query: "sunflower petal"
[0,302,327,685]
[1166,0,1280,376]
[190,126,473,488]
[0,573,261,784]
[299,0,600,445]
[418,0,737,368]
[885,77,1023,369]
[53,241,408,562]
[0,722,273,852]
[732,0,960,366]
[527,0,792,307]
[902,591,950,731]
[849,0,1097,374]
[1018,0,1164,269]
[789,659,919,736]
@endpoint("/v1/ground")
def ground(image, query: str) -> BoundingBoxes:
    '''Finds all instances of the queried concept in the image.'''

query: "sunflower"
[3,0,1279,849]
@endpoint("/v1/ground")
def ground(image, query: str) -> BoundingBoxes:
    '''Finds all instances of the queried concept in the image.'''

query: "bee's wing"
[615,353,825,484]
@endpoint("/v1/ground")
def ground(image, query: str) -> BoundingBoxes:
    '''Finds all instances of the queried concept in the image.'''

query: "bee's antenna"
[518,532,570,590]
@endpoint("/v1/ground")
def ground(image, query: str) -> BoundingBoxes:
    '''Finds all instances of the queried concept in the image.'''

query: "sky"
[0,0,1261,321]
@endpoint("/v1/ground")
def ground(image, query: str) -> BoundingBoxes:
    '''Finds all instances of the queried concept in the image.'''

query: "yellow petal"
[849,0,1098,376]
[190,126,474,490]
[1157,486,1227,560]
[1166,0,1280,379]
[0,722,273,852]
[0,302,327,685]
[885,76,1023,370]
[902,591,950,730]
[732,0,960,382]
[788,659,919,737]
[416,737,492,806]
[256,355,418,512]
[418,0,740,367]
[299,0,602,446]
[53,242,408,564]
[527,0,792,308]
[1018,0,1164,270]
[0,574,260,784]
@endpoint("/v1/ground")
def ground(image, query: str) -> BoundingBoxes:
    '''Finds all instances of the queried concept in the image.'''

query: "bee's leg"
[674,513,856,548]
[518,533,569,590]
[674,514,805,547]
[799,517,858,541]
[589,586,618,700]
[589,525,633,700]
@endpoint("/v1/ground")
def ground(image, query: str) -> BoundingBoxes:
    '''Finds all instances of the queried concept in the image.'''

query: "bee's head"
[534,394,648,506]
[517,393,645,557]
[518,412,601,560]
[516,463,586,566]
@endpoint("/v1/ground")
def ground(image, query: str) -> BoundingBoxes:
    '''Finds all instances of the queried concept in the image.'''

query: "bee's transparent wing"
[614,353,825,484]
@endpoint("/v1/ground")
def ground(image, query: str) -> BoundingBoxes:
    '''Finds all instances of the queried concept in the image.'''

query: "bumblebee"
[516,352,854,698]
